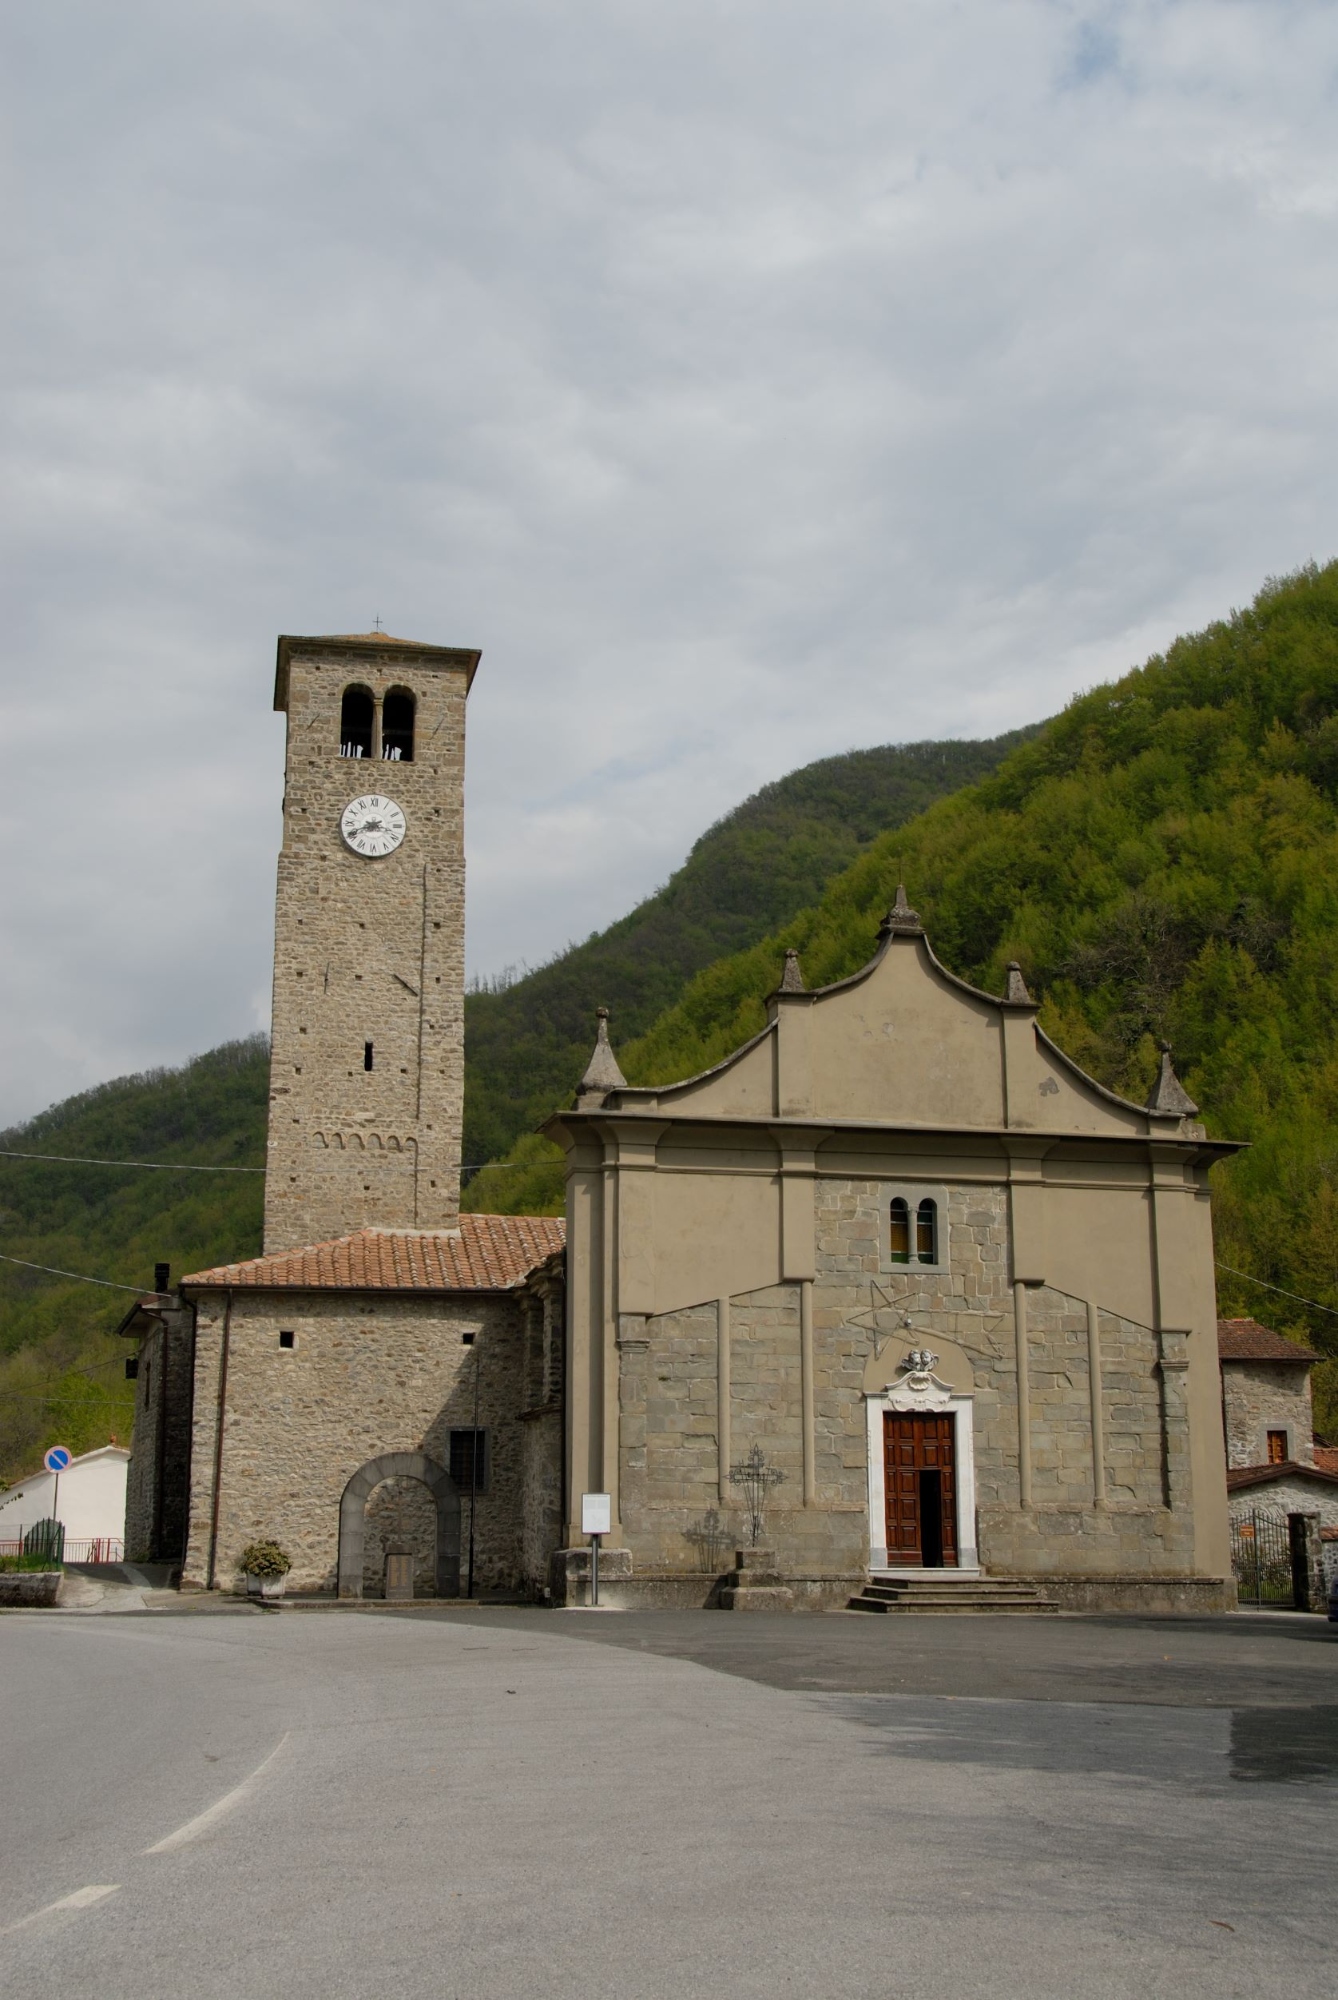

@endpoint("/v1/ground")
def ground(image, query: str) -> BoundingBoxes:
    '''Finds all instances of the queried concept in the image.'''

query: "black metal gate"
[1231,1509,1303,1609]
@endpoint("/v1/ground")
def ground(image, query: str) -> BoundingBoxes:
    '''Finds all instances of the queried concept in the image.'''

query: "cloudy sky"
[3,1,1337,1129]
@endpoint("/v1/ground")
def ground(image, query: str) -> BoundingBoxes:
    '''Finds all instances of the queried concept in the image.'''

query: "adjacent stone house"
[1218,1318,1338,1535]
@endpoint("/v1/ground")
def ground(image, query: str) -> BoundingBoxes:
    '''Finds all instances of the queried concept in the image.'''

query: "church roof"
[1217,1318,1320,1364]
[181,1215,564,1294]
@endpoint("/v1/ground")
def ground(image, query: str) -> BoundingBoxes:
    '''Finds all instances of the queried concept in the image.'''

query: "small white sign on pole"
[581,1492,611,1537]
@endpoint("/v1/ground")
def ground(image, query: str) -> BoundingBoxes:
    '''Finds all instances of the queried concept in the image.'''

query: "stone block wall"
[619,1302,719,1570]
[614,1176,1197,1586]
[180,1288,526,1595]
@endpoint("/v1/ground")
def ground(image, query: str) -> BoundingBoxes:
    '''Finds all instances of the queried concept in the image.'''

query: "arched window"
[889,1197,911,1264]
[381,688,415,762]
[916,1198,938,1264]
[340,685,374,759]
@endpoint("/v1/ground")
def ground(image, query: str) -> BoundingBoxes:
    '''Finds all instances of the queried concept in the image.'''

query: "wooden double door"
[884,1411,958,1567]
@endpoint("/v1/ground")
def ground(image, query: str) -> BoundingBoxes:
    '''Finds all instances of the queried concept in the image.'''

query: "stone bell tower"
[263,632,480,1253]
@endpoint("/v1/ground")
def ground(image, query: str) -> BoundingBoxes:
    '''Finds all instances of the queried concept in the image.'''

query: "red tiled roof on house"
[1315,1444,1338,1476]
[181,1215,564,1293]
[1216,1318,1321,1365]
[1227,1460,1338,1492]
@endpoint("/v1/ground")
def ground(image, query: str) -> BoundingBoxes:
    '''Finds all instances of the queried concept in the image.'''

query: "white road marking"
[144,1731,290,1855]
[2,1884,120,1934]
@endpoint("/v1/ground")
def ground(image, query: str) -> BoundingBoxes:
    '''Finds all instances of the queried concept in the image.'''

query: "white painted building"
[0,1445,130,1558]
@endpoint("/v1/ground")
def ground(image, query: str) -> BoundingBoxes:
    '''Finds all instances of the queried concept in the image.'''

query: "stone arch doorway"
[338,1452,460,1599]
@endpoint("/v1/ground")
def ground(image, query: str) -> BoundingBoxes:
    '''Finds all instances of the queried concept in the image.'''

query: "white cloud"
[2,0,1338,1122]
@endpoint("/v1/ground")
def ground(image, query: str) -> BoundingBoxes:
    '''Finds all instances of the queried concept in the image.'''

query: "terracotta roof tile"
[182,1215,564,1293]
[1314,1444,1338,1476]
[323,631,420,646]
[1216,1318,1321,1364]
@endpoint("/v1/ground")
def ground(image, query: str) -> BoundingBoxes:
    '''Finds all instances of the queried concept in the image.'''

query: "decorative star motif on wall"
[847,1278,1010,1360]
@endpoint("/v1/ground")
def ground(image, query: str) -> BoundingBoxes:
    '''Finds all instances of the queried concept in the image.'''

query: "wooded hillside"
[0,1039,268,1483]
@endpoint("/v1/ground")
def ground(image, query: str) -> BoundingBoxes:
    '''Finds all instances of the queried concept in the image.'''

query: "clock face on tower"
[340,794,407,858]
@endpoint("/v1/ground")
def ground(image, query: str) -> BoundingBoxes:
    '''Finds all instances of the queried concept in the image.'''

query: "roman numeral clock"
[340,793,407,858]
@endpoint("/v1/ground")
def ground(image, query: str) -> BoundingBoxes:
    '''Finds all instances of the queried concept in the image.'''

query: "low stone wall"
[0,1570,62,1608]
[547,1545,1237,1614]
[1027,1573,1235,1614]
[549,1547,869,1612]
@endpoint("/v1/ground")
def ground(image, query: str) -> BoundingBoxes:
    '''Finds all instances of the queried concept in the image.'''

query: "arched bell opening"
[340,684,375,759]
[381,687,415,762]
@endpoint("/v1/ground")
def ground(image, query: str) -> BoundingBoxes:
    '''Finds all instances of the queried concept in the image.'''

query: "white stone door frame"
[865,1388,978,1572]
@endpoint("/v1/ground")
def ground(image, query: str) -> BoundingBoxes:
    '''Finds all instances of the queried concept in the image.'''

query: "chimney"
[154,1262,171,1295]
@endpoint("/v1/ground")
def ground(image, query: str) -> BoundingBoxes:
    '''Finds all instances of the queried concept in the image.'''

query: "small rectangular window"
[364,1042,374,1071]
[125,1356,139,1381]
[916,1197,938,1264]
[1267,1429,1287,1463]
[449,1428,489,1493]
[279,1330,296,1350]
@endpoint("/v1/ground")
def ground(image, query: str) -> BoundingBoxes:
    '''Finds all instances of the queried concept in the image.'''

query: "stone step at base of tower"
[718,1547,794,1611]
[847,1572,1058,1614]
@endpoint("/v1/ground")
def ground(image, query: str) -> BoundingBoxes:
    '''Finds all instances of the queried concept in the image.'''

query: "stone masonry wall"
[1221,1361,1314,1469]
[265,641,471,1251]
[180,1288,525,1595]
[616,1176,1192,1584]
[125,1304,196,1564]
[123,1319,163,1564]
[1228,1476,1338,1531]
[520,1410,563,1596]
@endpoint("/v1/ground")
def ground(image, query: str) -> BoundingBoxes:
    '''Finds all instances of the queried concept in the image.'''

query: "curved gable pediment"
[599,928,1164,1140]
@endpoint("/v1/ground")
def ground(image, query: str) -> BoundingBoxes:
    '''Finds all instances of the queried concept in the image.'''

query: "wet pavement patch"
[1229,1705,1338,1784]
[825,1692,1338,1792]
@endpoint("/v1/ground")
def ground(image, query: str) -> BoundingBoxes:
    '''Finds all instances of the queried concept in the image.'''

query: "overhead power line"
[0,1253,144,1292]
[1,1147,542,1173]
[0,1148,265,1172]
[1215,1261,1338,1321]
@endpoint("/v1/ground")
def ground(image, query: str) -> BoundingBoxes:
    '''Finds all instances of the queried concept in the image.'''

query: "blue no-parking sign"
[43,1446,72,1473]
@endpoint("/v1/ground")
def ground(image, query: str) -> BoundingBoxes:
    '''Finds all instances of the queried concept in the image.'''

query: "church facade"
[548,915,1236,1611]
[124,629,1237,1612]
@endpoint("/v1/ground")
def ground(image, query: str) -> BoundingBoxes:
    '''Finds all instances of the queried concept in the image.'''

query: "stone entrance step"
[848,1573,1058,1614]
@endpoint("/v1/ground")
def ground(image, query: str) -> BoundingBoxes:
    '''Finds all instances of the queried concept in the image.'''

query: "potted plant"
[238,1541,292,1601]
